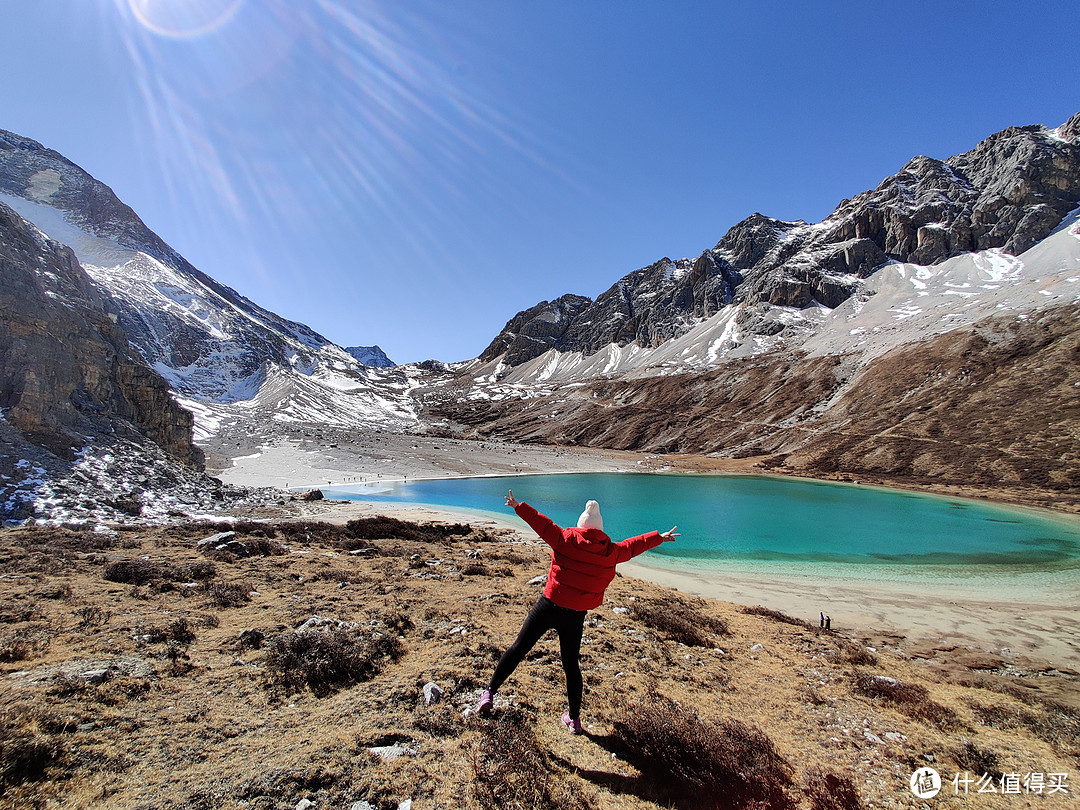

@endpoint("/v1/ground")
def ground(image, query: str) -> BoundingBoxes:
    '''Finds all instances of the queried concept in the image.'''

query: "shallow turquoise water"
[328,473,1080,571]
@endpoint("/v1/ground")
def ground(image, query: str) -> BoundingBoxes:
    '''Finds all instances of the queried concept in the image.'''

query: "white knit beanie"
[576,500,603,532]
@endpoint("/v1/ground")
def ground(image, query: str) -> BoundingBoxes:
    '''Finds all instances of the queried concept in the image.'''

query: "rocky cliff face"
[479,294,592,364]
[0,201,202,466]
[0,130,351,401]
[0,129,420,449]
[483,113,1080,366]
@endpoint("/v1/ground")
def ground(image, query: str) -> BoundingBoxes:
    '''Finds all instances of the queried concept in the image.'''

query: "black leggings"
[489,595,587,719]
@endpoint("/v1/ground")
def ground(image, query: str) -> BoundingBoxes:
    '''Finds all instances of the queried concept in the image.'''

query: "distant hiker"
[820,612,825,629]
[825,615,832,631]
[475,490,679,734]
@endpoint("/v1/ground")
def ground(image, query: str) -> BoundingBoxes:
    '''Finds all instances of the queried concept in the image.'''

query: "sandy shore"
[217,435,1080,673]
[210,431,762,491]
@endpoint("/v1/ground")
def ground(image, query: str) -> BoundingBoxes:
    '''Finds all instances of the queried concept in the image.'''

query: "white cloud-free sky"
[2,1,1077,362]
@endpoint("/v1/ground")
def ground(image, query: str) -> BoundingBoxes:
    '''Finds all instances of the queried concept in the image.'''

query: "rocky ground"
[0,420,280,528]
[1,510,1076,810]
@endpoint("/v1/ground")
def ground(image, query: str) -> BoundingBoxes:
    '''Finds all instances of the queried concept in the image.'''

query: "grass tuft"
[953,738,1001,779]
[205,581,252,608]
[0,627,51,663]
[741,605,815,629]
[803,768,865,810]
[472,706,584,810]
[0,716,62,791]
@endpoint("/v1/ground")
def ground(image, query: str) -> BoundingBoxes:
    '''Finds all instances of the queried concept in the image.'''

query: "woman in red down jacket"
[475,489,679,734]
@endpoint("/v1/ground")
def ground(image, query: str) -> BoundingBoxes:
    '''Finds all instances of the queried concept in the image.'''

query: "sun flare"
[127,0,243,38]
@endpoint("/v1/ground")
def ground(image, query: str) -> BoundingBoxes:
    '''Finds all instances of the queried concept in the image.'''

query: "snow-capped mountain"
[422,115,1080,495]
[345,345,395,368]
[2,111,1077,506]
[0,130,419,442]
[476,114,1080,376]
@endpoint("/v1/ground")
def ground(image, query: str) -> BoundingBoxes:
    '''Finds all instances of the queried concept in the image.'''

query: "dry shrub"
[237,537,288,557]
[472,706,584,810]
[338,516,472,548]
[103,559,182,585]
[803,768,864,810]
[953,739,1001,779]
[631,595,728,647]
[275,520,352,545]
[412,704,458,738]
[264,626,405,696]
[853,672,928,703]
[14,526,116,552]
[489,549,532,566]
[0,708,64,792]
[740,605,814,629]
[837,640,878,667]
[74,605,111,629]
[0,599,38,624]
[140,617,197,643]
[462,563,489,576]
[206,581,251,608]
[228,520,278,538]
[611,694,794,809]
[852,672,957,729]
[185,560,217,580]
[970,700,1080,755]
[235,629,265,650]
[0,626,50,663]
[381,611,414,635]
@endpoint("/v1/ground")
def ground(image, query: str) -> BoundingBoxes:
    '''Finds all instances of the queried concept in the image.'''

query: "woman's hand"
[505,489,519,509]
[660,526,679,542]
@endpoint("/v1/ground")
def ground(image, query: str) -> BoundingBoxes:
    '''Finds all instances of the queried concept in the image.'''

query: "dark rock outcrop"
[479,294,592,365]
[484,114,1080,367]
[0,201,202,466]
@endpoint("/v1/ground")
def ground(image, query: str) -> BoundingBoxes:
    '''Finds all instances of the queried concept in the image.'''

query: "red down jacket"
[514,502,664,611]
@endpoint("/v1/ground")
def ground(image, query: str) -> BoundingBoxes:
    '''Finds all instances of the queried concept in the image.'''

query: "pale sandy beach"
[217,434,1080,673]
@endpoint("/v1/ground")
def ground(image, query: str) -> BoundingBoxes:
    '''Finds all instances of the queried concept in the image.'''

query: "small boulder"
[196,531,236,549]
[422,682,444,705]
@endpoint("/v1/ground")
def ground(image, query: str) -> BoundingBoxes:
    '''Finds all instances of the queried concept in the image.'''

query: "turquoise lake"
[328,473,1080,572]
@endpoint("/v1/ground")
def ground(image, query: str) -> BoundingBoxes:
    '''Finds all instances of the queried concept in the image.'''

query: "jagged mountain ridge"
[481,113,1080,368]
[425,212,1080,496]
[0,129,419,441]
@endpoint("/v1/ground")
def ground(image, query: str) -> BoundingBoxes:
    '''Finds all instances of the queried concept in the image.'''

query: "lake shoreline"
[232,495,1080,673]
[210,431,1080,517]
[215,437,1080,671]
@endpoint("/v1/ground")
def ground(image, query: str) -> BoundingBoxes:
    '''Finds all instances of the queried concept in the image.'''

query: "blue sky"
[2,1,1077,363]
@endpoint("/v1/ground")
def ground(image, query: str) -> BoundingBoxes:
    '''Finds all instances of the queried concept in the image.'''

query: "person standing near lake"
[475,489,679,734]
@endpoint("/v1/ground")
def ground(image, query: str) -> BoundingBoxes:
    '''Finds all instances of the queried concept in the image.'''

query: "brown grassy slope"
[427,304,1080,510]
[1,520,1076,810]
